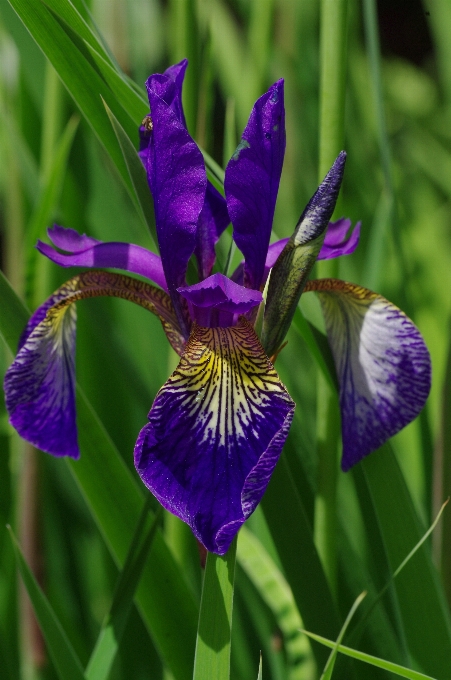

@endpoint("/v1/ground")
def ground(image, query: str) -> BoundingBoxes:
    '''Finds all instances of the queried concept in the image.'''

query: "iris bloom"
[4,61,430,555]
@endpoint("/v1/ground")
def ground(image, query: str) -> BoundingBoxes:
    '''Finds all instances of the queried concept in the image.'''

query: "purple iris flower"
[4,61,430,555]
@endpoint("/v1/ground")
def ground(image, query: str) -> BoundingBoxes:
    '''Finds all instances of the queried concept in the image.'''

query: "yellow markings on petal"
[163,317,292,449]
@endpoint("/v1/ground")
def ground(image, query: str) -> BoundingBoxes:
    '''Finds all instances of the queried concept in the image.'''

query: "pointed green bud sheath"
[261,152,346,357]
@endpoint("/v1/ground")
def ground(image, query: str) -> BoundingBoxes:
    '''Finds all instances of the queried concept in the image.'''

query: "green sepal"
[261,151,346,358]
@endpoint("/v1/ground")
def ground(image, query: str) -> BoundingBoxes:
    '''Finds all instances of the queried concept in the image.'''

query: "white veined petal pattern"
[134,317,295,554]
[305,279,431,470]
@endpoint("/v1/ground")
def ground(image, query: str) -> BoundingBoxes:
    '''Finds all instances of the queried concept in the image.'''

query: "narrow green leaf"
[85,41,148,122]
[291,306,337,391]
[257,652,263,680]
[8,0,135,191]
[301,631,436,680]
[8,527,85,680]
[261,454,340,670]
[103,101,158,249]
[0,272,198,680]
[85,503,162,680]
[24,115,79,304]
[320,592,367,680]
[193,537,237,680]
[362,445,451,678]
[237,526,314,676]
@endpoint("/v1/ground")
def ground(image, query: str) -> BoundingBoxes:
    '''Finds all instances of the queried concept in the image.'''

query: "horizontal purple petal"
[305,279,431,470]
[37,238,168,292]
[48,224,100,252]
[146,74,206,336]
[178,273,262,326]
[318,219,361,260]
[134,318,295,554]
[225,79,286,291]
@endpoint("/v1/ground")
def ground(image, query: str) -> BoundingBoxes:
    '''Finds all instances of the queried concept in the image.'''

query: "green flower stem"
[193,537,237,679]
[314,0,349,597]
[318,0,349,183]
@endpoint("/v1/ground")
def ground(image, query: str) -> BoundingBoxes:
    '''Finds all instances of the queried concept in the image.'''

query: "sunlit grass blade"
[362,445,451,677]
[347,498,449,656]
[8,0,135,190]
[85,503,162,680]
[24,114,79,305]
[261,454,340,670]
[193,537,237,680]
[237,526,315,677]
[85,41,148,121]
[320,591,367,680]
[8,526,85,680]
[103,101,158,249]
[0,271,198,680]
[301,630,436,680]
[257,652,263,680]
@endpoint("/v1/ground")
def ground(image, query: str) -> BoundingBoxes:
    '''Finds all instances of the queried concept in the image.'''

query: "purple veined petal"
[134,318,295,554]
[318,219,361,260]
[178,272,262,326]
[47,224,101,252]
[195,182,230,281]
[146,82,207,337]
[4,271,186,459]
[38,237,168,292]
[225,79,286,291]
[304,278,431,471]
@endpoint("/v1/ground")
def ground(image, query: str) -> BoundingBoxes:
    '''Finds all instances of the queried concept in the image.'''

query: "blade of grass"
[301,630,436,680]
[85,503,163,680]
[103,101,158,249]
[8,526,85,680]
[320,591,367,680]
[237,526,315,676]
[193,537,237,680]
[261,454,340,670]
[8,0,135,190]
[362,445,451,678]
[24,115,79,306]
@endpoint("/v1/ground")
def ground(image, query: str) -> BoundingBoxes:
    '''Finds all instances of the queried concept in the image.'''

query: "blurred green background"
[1,0,451,678]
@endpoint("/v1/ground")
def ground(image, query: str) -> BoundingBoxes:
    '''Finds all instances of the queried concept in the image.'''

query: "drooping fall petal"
[225,79,285,291]
[134,318,295,554]
[304,278,431,470]
[4,271,184,459]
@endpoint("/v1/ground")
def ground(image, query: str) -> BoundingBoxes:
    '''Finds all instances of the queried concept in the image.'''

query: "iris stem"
[314,0,349,597]
[193,537,237,679]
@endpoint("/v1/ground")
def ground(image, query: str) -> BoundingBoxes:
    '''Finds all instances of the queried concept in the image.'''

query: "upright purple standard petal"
[146,76,207,336]
[134,318,294,554]
[304,279,431,470]
[38,227,168,292]
[195,183,230,280]
[225,80,286,291]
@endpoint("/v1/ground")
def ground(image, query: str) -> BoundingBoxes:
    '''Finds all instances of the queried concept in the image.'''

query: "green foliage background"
[0,0,451,678]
